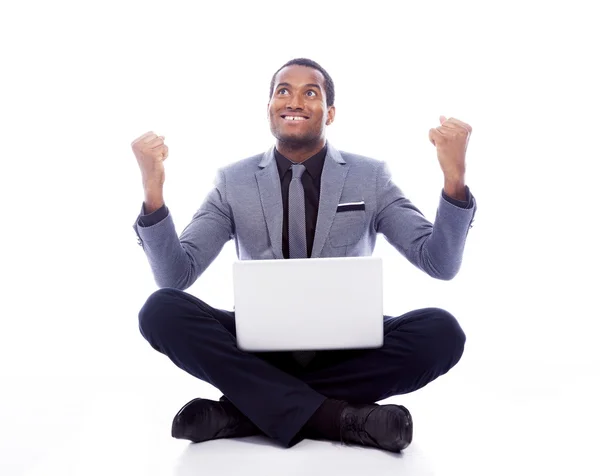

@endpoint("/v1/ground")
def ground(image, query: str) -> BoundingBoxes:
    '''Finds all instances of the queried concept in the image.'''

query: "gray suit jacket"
[133,142,477,289]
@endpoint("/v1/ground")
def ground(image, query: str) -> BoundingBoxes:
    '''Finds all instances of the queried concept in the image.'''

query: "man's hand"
[131,131,169,188]
[131,131,169,213]
[429,116,472,182]
[429,116,472,179]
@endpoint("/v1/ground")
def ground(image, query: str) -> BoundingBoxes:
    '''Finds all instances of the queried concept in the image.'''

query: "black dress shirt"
[274,145,327,259]
[137,148,473,254]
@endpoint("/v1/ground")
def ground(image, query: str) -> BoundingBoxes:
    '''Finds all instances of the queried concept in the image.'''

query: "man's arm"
[132,169,234,289]
[374,162,476,280]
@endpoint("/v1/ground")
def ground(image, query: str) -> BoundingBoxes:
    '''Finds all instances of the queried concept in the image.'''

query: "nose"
[286,92,304,110]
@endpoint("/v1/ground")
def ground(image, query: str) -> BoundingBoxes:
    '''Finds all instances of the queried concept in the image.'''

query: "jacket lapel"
[311,144,348,258]
[255,147,284,259]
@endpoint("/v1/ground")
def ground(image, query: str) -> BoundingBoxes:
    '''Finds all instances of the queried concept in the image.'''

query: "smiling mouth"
[281,115,308,121]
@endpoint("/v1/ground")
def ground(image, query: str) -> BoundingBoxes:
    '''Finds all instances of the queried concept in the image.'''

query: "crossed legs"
[138,288,465,447]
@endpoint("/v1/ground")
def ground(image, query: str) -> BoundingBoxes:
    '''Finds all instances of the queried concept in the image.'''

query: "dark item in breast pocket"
[336,203,365,212]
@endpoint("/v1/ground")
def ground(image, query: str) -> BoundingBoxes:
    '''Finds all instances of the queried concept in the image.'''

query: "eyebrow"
[276,82,322,91]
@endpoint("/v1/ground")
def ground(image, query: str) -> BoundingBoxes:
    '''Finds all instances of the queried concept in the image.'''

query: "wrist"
[143,184,164,213]
[143,178,163,193]
[143,197,165,215]
[444,176,467,201]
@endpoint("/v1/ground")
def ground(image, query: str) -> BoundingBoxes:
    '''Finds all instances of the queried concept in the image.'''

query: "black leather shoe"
[339,403,413,452]
[171,398,261,443]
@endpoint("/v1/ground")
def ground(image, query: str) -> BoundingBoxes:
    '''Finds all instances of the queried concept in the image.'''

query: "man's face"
[268,65,335,146]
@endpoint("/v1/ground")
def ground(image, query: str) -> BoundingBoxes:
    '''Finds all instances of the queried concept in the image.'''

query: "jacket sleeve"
[374,161,477,280]
[137,203,169,227]
[132,169,234,289]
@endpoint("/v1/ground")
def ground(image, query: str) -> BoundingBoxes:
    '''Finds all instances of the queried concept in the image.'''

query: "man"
[131,58,477,453]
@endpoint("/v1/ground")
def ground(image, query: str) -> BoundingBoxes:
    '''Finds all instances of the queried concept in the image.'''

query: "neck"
[275,137,326,163]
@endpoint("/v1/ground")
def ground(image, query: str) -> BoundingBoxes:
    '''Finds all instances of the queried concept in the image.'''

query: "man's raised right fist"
[131,131,169,187]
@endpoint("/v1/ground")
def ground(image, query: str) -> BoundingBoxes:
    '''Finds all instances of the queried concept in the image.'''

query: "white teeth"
[284,116,307,121]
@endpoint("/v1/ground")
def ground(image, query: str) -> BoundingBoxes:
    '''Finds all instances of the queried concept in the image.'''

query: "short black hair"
[269,58,335,107]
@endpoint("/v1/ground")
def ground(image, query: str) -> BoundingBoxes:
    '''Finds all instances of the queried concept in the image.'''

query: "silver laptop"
[233,256,383,352]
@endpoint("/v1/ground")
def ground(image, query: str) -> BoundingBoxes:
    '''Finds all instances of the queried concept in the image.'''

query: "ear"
[326,105,336,125]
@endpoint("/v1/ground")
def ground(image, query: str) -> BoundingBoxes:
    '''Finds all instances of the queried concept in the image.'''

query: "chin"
[274,131,318,147]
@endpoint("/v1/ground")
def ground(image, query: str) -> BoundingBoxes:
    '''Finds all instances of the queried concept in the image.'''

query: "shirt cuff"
[138,203,169,227]
[441,185,473,209]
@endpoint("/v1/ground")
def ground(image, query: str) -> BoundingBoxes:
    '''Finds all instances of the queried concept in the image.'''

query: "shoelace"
[340,406,378,446]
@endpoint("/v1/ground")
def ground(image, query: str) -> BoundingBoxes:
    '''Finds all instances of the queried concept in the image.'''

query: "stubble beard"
[271,124,322,150]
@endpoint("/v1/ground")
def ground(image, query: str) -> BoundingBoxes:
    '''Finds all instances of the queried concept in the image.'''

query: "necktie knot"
[291,163,306,180]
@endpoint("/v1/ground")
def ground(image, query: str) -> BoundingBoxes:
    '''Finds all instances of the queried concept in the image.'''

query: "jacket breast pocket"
[329,209,367,247]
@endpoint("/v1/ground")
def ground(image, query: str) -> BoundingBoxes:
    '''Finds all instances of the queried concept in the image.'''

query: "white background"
[1,1,599,475]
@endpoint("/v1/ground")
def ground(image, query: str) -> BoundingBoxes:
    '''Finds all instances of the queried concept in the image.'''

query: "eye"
[277,88,289,95]
[306,90,317,97]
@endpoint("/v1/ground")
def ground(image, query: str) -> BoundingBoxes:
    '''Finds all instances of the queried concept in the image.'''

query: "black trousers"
[138,288,466,447]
